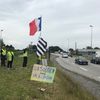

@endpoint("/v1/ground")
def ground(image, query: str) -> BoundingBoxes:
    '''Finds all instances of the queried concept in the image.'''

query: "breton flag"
[36,37,47,57]
[29,17,42,36]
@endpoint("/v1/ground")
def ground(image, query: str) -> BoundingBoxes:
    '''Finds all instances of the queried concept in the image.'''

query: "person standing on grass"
[37,56,42,64]
[11,49,14,67]
[22,49,28,67]
[1,46,7,66]
[7,48,13,69]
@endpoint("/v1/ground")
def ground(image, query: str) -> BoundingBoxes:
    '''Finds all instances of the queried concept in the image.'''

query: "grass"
[0,51,97,100]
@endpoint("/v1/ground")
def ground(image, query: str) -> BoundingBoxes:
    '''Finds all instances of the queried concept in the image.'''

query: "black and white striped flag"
[36,37,47,57]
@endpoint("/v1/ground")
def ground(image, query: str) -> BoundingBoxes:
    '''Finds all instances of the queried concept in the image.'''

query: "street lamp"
[89,25,93,48]
[67,39,69,52]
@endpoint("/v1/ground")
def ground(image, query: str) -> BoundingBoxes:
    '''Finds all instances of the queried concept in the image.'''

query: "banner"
[31,64,56,83]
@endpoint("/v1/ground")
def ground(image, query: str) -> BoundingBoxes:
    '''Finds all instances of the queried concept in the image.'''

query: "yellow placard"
[31,64,56,83]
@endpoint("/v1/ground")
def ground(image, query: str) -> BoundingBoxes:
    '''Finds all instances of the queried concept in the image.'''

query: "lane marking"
[72,63,75,65]
[79,67,88,71]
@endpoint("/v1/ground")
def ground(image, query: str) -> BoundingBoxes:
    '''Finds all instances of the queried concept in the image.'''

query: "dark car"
[90,57,100,64]
[75,56,88,65]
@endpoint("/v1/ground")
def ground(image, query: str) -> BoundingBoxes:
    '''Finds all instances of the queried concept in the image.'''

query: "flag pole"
[38,16,42,40]
[37,16,42,64]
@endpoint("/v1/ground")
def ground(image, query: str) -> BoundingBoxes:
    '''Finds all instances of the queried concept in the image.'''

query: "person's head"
[23,49,26,53]
[2,46,6,50]
[8,47,12,51]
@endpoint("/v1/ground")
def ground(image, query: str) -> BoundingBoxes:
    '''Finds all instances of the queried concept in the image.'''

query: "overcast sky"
[0,0,100,50]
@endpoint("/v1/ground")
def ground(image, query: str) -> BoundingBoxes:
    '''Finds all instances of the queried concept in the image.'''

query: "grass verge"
[0,52,96,100]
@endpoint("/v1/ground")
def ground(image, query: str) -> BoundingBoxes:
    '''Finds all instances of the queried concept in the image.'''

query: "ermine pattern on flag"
[36,38,47,57]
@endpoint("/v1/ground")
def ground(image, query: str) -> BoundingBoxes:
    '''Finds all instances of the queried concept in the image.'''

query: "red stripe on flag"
[29,20,37,36]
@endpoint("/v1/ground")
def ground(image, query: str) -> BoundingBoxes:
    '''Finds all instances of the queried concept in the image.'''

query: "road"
[53,53,100,82]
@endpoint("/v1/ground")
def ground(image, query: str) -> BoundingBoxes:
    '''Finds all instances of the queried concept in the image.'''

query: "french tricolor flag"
[29,17,42,36]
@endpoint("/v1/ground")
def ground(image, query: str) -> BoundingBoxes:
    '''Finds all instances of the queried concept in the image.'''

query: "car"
[75,56,88,65]
[62,53,68,58]
[90,57,100,64]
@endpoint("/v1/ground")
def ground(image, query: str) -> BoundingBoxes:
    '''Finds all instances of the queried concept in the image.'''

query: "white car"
[62,53,68,58]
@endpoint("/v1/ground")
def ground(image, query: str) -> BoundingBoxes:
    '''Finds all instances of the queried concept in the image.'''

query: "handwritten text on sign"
[31,64,56,83]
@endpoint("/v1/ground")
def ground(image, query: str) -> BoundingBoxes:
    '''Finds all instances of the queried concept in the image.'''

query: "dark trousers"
[11,57,14,66]
[37,59,41,64]
[1,55,6,66]
[23,57,27,67]
[7,61,12,68]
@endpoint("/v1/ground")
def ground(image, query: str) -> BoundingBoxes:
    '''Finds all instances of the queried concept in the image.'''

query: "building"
[77,49,96,59]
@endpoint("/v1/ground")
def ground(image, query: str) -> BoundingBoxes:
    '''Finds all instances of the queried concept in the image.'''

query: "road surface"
[53,53,100,82]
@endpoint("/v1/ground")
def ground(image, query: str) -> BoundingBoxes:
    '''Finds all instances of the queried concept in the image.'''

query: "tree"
[69,48,74,55]
[5,45,15,50]
[0,39,5,47]
[49,46,63,53]
[69,48,74,52]
[94,47,100,49]
[86,46,92,49]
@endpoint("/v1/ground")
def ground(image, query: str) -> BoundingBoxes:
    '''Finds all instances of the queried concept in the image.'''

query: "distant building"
[95,50,100,57]
[78,49,95,55]
[77,49,100,59]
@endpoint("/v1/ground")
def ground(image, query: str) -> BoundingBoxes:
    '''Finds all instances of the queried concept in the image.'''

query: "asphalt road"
[53,53,100,82]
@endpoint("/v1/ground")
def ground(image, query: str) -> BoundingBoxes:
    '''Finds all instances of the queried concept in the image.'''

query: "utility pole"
[75,42,77,50]
[90,25,93,49]
[67,39,69,52]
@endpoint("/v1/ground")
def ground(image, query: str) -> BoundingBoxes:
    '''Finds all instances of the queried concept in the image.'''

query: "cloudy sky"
[0,0,100,50]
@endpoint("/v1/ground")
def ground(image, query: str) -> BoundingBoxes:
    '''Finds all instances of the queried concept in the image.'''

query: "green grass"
[0,51,96,100]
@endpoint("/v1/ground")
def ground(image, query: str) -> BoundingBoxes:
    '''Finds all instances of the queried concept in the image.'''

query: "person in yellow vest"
[11,50,14,67]
[22,49,28,67]
[37,56,42,64]
[7,49,13,68]
[1,46,6,66]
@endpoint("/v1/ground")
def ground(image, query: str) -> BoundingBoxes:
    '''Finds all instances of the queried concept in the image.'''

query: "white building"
[77,49,100,59]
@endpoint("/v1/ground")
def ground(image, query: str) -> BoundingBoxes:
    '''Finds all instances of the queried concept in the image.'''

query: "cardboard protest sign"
[31,64,56,83]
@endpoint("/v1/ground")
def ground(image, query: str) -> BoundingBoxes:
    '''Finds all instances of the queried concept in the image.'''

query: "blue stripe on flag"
[38,17,42,31]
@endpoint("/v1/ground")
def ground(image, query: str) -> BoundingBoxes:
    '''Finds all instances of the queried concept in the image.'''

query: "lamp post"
[90,25,93,48]
[67,39,69,52]
[75,41,77,51]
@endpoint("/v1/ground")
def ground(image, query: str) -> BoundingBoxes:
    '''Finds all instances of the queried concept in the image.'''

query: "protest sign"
[31,64,56,83]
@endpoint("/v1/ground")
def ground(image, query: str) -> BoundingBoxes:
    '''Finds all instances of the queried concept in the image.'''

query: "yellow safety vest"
[23,51,28,57]
[2,49,6,55]
[11,51,14,56]
[7,51,12,61]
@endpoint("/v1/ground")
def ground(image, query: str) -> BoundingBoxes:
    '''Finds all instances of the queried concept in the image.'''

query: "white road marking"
[72,63,75,65]
[79,67,88,71]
